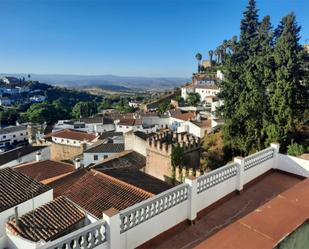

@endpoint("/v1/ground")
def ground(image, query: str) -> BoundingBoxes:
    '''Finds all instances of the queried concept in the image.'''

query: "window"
[3,136,6,139]
[94,155,98,160]
[13,135,16,138]
[20,133,23,136]
[119,125,122,128]
[104,155,108,159]
[67,140,69,143]
[73,141,76,144]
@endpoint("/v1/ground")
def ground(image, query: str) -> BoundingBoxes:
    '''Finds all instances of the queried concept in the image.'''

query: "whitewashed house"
[0,126,28,149]
[83,141,125,166]
[51,129,98,147]
[0,168,53,249]
[0,145,50,168]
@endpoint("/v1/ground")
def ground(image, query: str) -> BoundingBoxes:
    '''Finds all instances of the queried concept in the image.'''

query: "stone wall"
[50,142,85,161]
[145,131,201,183]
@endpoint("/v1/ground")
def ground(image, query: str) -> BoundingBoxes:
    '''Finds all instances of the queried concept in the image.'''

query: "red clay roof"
[170,109,195,121]
[117,118,142,126]
[49,129,97,141]
[7,196,85,242]
[0,168,51,212]
[14,160,75,184]
[195,178,309,249]
[48,169,153,218]
[47,169,88,198]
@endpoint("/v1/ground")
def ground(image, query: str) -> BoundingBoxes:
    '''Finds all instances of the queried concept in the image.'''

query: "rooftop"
[7,196,85,242]
[0,168,51,212]
[84,142,124,154]
[48,169,152,218]
[117,118,142,126]
[141,170,303,249]
[134,131,155,140]
[14,160,75,184]
[195,177,309,249]
[169,109,195,121]
[0,145,47,166]
[47,169,88,198]
[80,115,114,124]
[101,168,172,195]
[0,125,27,135]
[91,150,146,171]
[50,129,97,142]
[98,131,123,140]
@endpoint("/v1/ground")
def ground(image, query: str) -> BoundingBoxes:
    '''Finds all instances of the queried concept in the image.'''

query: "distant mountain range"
[0,73,189,90]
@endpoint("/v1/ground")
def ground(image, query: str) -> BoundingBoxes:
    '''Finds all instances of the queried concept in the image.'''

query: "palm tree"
[195,52,202,73]
[208,50,214,66]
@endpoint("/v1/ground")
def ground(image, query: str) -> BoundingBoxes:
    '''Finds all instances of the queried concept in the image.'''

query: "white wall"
[1,190,53,249]
[277,154,309,177]
[243,156,274,185]
[0,146,50,169]
[0,127,28,148]
[195,88,219,102]
[124,132,147,156]
[52,137,92,147]
[84,152,119,166]
[196,174,237,212]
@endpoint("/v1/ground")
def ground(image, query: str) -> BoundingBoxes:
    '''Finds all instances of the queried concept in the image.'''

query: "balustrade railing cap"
[103,208,119,217]
[234,156,243,159]
[186,175,197,181]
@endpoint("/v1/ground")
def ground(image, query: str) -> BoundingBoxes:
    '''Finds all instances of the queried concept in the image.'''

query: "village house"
[0,126,28,150]
[47,129,98,161]
[83,141,125,166]
[0,168,52,249]
[0,145,50,168]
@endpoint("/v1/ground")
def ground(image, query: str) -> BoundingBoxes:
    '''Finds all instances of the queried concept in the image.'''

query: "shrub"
[287,143,306,157]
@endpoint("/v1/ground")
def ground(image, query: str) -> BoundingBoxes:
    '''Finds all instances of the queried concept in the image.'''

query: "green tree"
[71,101,98,119]
[0,109,20,126]
[266,13,305,151]
[186,92,200,106]
[158,101,170,114]
[25,102,58,124]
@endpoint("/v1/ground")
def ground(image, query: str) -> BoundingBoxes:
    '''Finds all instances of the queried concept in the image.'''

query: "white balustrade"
[119,183,189,233]
[38,221,107,249]
[244,147,274,171]
[197,163,238,193]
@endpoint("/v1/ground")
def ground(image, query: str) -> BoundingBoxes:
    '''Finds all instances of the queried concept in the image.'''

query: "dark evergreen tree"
[267,13,307,150]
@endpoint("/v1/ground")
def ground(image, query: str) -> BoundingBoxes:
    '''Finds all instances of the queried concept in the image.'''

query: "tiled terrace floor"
[140,171,303,249]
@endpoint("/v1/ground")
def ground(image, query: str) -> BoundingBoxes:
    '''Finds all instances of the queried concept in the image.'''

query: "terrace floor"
[138,170,303,249]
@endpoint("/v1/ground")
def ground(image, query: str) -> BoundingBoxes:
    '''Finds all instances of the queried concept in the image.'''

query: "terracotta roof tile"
[169,109,195,121]
[47,169,88,198]
[7,196,85,242]
[14,160,75,184]
[0,168,51,212]
[117,119,142,126]
[50,129,97,141]
[62,170,152,218]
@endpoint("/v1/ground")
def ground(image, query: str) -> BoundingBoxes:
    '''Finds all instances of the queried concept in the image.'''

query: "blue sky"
[0,0,308,77]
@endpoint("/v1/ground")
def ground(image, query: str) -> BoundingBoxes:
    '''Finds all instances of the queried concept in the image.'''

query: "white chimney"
[74,158,81,169]
[36,151,41,162]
